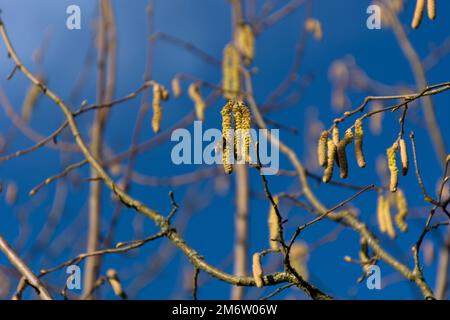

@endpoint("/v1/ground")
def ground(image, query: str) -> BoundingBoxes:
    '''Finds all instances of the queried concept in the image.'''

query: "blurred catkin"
[305,18,323,41]
[188,83,206,121]
[171,76,182,98]
[235,23,255,65]
[268,196,280,250]
[411,0,425,29]
[394,189,408,232]
[289,242,309,281]
[252,253,264,288]
[222,43,241,100]
[427,0,436,20]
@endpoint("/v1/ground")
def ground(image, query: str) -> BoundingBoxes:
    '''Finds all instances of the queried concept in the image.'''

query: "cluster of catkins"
[318,121,363,183]
[318,120,409,192]
[376,189,408,239]
[220,101,252,174]
[411,0,436,29]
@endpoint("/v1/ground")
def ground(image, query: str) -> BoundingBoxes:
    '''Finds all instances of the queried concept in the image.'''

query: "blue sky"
[0,0,449,299]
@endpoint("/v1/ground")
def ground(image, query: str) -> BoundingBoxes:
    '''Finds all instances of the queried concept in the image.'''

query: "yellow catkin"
[235,23,255,65]
[289,242,309,281]
[332,127,340,147]
[337,129,353,179]
[383,194,396,239]
[171,76,182,98]
[411,0,426,29]
[305,18,323,41]
[427,0,436,20]
[106,269,127,299]
[387,142,399,192]
[21,82,41,123]
[399,138,408,176]
[394,189,408,232]
[377,194,387,233]
[268,196,280,250]
[221,102,234,174]
[318,131,328,167]
[188,83,205,121]
[354,119,366,168]
[323,139,336,183]
[232,102,242,161]
[252,253,264,288]
[240,103,252,163]
[151,84,162,133]
[222,43,241,100]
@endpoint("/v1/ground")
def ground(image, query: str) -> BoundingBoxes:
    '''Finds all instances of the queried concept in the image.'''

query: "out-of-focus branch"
[0,235,52,300]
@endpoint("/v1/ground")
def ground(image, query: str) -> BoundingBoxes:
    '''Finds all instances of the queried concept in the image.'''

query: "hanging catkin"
[427,0,436,20]
[289,242,309,281]
[235,23,255,65]
[387,142,399,192]
[222,43,241,100]
[318,131,328,167]
[377,194,387,233]
[232,102,243,161]
[322,139,336,183]
[240,103,252,163]
[399,138,408,176]
[252,253,264,288]
[21,82,41,123]
[383,194,396,239]
[354,119,366,168]
[394,189,408,232]
[151,84,162,133]
[221,102,234,174]
[359,238,370,274]
[188,83,206,121]
[337,129,353,178]
[411,0,426,29]
[268,196,280,250]
[171,76,182,98]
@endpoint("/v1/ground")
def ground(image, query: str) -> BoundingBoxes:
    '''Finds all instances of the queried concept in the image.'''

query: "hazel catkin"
[337,129,353,179]
[222,43,241,100]
[394,189,408,232]
[318,131,328,167]
[171,76,182,98]
[268,196,280,250]
[427,0,436,20]
[399,138,408,176]
[323,139,336,183]
[387,142,399,192]
[188,83,206,121]
[411,0,425,29]
[354,119,366,168]
[221,102,234,174]
[252,253,264,288]
[235,23,255,65]
[151,84,162,133]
